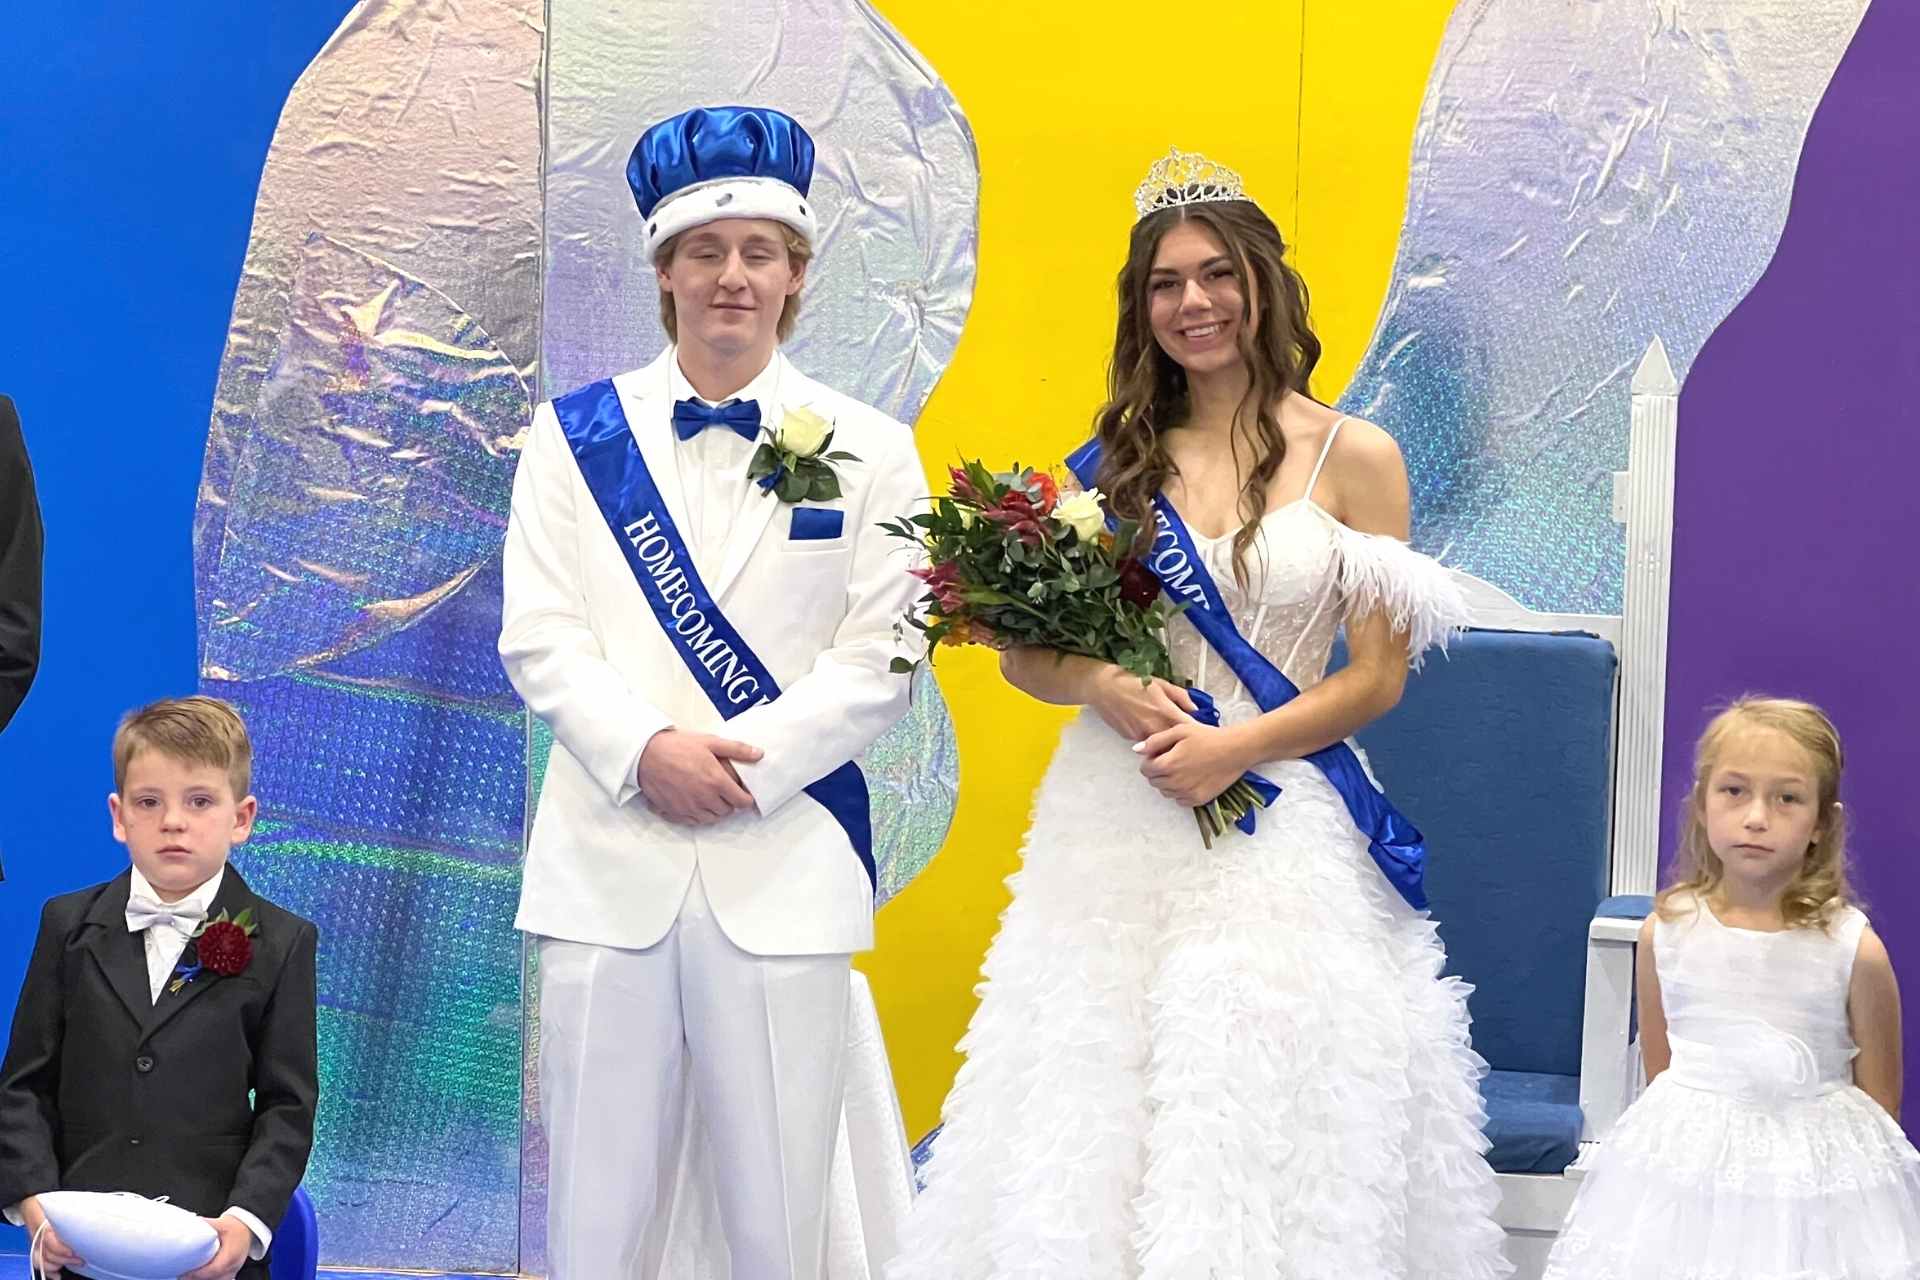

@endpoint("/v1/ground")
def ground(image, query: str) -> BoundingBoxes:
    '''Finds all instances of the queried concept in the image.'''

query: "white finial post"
[1611,335,1680,894]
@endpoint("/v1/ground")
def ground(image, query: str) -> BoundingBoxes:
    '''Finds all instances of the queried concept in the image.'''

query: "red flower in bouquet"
[982,490,1050,545]
[947,464,982,505]
[910,560,967,614]
[1118,558,1161,610]
[1030,470,1059,513]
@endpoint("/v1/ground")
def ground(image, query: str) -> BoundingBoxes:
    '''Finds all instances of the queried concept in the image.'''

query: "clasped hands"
[1087,667,1258,810]
[638,728,764,824]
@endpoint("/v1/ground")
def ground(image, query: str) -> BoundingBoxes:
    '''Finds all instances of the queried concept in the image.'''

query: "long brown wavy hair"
[1091,200,1321,581]
[1658,696,1857,930]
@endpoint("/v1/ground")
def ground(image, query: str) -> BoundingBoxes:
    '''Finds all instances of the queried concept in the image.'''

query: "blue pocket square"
[789,507,844,541]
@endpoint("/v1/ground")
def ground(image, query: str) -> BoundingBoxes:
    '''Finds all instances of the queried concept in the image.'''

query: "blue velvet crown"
[627,105,818,256]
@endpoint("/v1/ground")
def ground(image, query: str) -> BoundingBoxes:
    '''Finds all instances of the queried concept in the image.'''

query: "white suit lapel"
[708,352,798,601]
[612,356,700,574]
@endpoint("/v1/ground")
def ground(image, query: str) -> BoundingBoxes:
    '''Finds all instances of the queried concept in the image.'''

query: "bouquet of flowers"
[884,460,1271,844]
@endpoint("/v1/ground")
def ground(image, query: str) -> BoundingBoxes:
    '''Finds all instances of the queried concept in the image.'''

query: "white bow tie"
[126,895,207,936]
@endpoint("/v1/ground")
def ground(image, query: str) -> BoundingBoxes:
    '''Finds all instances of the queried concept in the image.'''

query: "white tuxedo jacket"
[501,349,926,956]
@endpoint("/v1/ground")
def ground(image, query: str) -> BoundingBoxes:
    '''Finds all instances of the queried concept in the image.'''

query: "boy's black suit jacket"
[0,866,317,1273]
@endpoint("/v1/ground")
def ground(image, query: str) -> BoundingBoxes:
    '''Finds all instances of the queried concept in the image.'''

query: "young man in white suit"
[499,105,925,1279]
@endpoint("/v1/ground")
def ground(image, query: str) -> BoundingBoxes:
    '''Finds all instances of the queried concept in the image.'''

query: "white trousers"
[539,868,853,1280]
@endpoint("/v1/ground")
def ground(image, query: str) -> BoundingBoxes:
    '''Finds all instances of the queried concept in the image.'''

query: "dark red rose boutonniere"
[168,908,259,994]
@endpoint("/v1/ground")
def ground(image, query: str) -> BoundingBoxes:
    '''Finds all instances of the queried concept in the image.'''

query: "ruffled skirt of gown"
[890,712,1512,1279]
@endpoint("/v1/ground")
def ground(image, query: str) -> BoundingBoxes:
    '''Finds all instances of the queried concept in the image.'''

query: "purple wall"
[1661,0,1920,1136]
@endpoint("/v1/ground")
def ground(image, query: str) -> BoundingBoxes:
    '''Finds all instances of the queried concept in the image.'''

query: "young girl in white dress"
[1545,696,1920,1278]
[890,150,1510,1279]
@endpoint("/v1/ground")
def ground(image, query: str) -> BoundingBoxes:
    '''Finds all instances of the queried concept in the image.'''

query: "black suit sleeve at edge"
[0,395,44,733]
[0,901,70,1209]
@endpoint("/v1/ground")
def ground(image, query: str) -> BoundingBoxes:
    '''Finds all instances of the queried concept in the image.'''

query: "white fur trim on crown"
[642,175,817,259]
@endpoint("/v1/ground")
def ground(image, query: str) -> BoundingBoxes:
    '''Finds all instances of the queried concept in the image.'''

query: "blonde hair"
[1658,695,1854,929]
[112,696,254,800]
[655,222,813,344]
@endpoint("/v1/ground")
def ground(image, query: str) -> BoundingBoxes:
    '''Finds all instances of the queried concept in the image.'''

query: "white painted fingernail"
[1132,741,1146,752]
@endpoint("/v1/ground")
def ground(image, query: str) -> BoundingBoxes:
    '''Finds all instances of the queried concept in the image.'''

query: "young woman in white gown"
[890,151,1512,1279]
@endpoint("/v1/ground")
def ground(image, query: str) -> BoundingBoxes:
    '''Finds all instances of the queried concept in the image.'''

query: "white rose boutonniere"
[750,406,861,503]
[773,405,831,457]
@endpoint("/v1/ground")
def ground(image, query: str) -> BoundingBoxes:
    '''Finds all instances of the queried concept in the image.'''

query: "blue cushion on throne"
[1335,627,1618,1174]
[1480,1070,1584,1174]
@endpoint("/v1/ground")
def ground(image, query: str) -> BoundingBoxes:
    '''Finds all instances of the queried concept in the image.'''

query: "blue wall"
[0,1,353,1247]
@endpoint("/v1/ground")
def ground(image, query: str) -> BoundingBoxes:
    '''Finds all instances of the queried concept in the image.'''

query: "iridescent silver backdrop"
[195,0,1864,1269]
[198,1,542,1269]
[1340,0,1869,613]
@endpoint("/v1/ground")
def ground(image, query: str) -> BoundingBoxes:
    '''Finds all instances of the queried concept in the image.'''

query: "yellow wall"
[861,0,1460,1142]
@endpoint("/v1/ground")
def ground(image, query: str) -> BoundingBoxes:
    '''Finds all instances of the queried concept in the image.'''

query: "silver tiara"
[1133,148,1248,219]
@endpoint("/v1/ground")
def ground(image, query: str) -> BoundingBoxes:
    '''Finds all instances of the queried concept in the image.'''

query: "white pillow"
[34,1191,220,1280]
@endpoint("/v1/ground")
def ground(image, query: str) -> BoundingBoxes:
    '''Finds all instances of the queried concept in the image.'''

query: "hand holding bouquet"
[883,460,1273,843]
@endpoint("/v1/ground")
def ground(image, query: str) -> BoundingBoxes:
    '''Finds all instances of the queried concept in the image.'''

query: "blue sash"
[1068,439,1429,910]
[554,380,875,889]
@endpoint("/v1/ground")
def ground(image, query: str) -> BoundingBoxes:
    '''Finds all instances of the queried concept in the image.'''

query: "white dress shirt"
[128,865,224,1004]
[667,353,781,574]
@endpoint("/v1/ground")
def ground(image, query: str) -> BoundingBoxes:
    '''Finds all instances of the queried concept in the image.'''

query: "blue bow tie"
[671,397,763,443]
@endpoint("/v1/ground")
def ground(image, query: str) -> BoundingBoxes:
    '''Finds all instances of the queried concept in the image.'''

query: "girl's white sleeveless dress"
[1544,891,1920,1278]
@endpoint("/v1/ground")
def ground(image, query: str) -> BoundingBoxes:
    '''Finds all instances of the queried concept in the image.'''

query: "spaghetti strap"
[1304,416,1346,504]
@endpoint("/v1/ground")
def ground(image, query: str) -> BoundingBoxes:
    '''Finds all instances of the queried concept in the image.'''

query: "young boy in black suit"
[0,697,317,1279]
